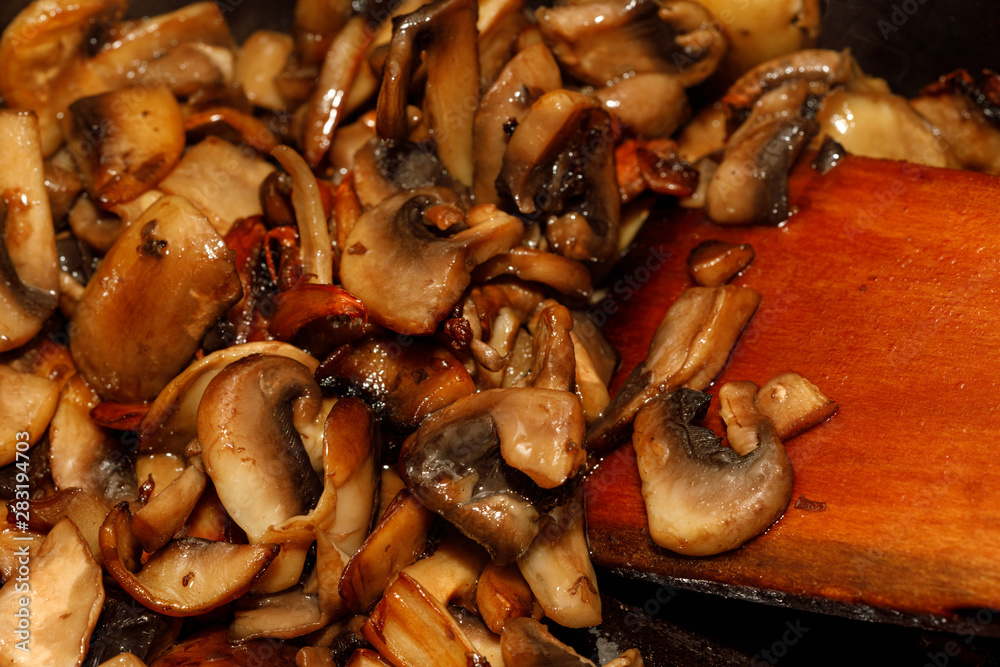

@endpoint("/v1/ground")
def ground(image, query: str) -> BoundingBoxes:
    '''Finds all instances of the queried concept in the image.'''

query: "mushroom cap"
[632,388,794,556]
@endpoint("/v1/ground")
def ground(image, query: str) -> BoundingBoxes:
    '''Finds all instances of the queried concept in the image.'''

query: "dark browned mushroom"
[497,90,620,273]
[69,195,242,401]
[400,387,586,563]
[633,387,793,555]
[376,0,480,187]
[62,85,185,208]
[473,41,563,204]
[587,285,761,454]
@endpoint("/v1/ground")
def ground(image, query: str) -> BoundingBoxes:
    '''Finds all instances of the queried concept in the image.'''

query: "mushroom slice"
[633,388,793,555]
[272,145,334,284]
[707,111,818,226]
[319,397,380,556]
[147,628,298,667]
[229,586,329,641]
[400,387,586,563]
[499,617,595,666]
[340,489,435,614]
[754,372,838,440]
[535,0,724,87]
[570,332,611,426]
[398,531,489,611]
[0,0,127,154]
[302,16,375,167]
[912,70,1000,175]
[346,649,393,666]
[524,304,577,393]
[476,562,537,634]
[696,0,820,83]
[0,518,104,666]
[687,240,755,287]
[595,73,689,139]
[813,88,962,169]
[472,248,594,302]
[451,607,507,667]
[516,493,601,628]
[197,354,323,543]
[63,85,184,207]
[139,341,318,456]
[587,285,761,454]
[497,90,620,271]
[0,112,59,352]
[100,502,278,616]
[11,487,107,559]
[317,335,476,433]
[362,572,487,667]
[339,188,523,335]
[0,363,58,466]
[69,195,242,401]
[132,464,209,553]
[376,0,480,186]
[473,41,563,204]
[158,136,275,236]
[721,49,855,111]
[236,30,295,111]
[49,374,138,506]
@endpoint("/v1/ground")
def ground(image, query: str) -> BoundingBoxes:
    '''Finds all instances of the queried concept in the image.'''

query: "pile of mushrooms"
[0,0,991,662]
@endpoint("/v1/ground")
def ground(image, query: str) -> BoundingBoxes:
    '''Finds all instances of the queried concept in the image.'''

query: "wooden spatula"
[586,154,1000,625]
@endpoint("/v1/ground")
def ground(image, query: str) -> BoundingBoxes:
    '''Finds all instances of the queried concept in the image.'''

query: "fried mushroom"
[633,387,793,555]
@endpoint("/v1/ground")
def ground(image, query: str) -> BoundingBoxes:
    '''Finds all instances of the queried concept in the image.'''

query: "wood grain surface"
[585,154,1000,623]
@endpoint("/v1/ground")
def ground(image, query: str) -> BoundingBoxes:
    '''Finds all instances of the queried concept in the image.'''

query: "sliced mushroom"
[473,41,563,204]
[472,247,594,303]
[633,387,793,555]
[362,572,487,667]
[197,354,323,544]
[339,187,524,335]
[535,0,724,88]
[237,30,295,111]
[345,649,393,667]
[139,341,318,457]
[497,89,620,272]
[69,195,241,401]
[516,493,601,628]
[302,16,376,167]
[588,285,761,454]
[400,387,585,563]
[500,617,595,666]
[706,107,818,226]
[524,304,576,393]
[0,364,58,466]
[43,148,84,222]
[569,332,611,425]
[814,89,961,169]
[594,73,689,139]
[147,628,298,667]
[0,0,127,154]
[96,653,148,667]
[911,70,1000,174]
[0,112,59,352]
[63,85,185,207]
[318,397,380,557]
[49,374,138,506]
[100,502,279,616]
[696,0,821,83]
[12,486,107,559]
[229,585,329,641]
[0,518,104,666]
[340,488,435,613]
[376,0,480,186]
[158,136,276,236]
[318,335,475,433]
[132,464,209,553]
[476,561,538,634]
[272,145,335,284]
[687,240,755,287]
[398,530,489,610]
[754,372,838,440]
[720,49,854,111]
